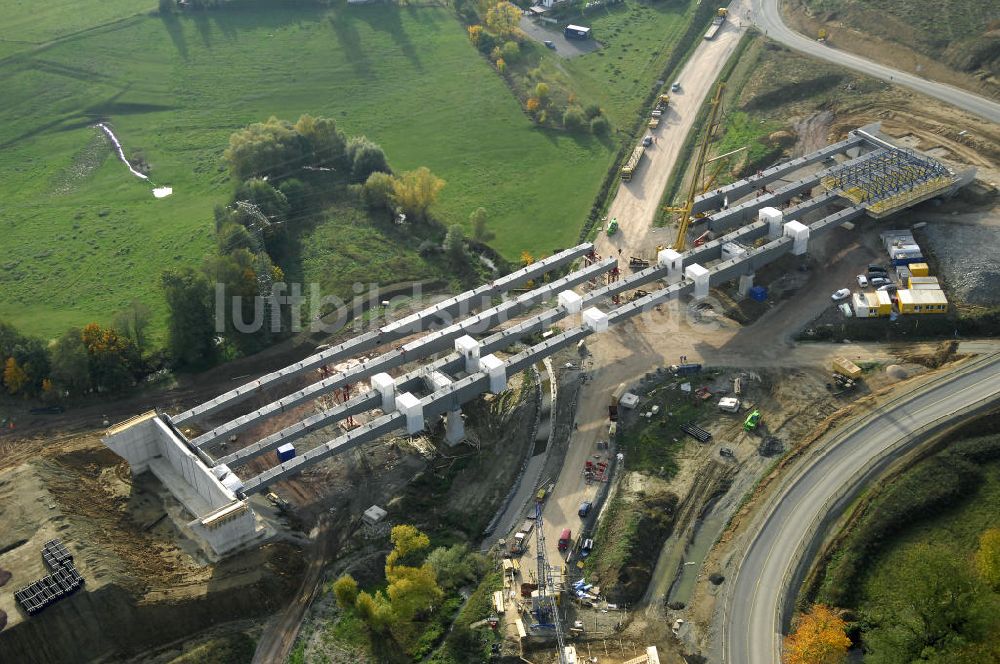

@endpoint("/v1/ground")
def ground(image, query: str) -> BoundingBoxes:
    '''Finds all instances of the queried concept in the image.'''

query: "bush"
[563,106,587,133]
[347,136,390,183]
[590,115,611,137]
[362,172,397,212]
[501,41,520,63]
[332,574,359,608]
[584,103,603,120]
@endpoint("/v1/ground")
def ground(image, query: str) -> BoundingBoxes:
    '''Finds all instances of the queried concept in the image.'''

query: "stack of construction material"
[14,539,84,616]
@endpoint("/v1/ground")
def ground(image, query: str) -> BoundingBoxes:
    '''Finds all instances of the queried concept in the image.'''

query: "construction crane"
[701,146,747,194]
[665,81,727,251]
[532,502,569,664]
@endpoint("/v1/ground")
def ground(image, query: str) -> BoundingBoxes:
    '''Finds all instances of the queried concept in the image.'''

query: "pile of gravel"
[886,365,908,380]
[920,224,1000,306]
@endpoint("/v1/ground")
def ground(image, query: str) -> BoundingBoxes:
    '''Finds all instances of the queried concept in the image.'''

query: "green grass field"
[562,1,696,127]
[1,3,615,340]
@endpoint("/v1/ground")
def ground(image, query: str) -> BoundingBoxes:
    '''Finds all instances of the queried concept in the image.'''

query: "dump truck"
[648,117,660,129]
[832,357,863,380]
[621,145,645,181]
[704,7,727,39]
[658,93,670,107]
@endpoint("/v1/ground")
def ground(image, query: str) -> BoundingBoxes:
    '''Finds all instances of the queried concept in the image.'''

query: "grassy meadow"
[1,2,616,340]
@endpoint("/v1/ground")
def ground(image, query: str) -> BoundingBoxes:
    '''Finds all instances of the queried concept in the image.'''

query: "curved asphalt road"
[725,355,1000,664]
[751,0,1000,124]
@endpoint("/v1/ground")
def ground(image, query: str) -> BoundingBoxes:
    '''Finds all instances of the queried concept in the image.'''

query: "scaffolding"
[821,148,954,218]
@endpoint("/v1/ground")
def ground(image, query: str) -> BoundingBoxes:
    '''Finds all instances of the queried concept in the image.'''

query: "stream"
[97,123,172,198]
[666,495,728,605]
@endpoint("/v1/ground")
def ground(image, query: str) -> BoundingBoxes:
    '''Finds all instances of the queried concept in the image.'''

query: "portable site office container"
[564,24,591,39]
[907,276,939,287]
[908,262,930,277]
[896,289,948,314]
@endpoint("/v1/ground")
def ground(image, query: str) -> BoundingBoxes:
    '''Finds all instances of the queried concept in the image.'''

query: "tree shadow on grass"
[327,12,373,80]
[158,13,189,60]
[355,6,423,73]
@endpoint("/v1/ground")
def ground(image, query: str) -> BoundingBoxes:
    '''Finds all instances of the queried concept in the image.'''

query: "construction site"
[3,1,1000,660]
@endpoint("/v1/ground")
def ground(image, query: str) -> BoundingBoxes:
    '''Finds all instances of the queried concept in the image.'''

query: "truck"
[621,145,645,181]
[704,7,727,40]
[558,528,572,551]
[658,93,670,107]
[670,363,703,376]
[832,357,863,380]
[648,117,660,129]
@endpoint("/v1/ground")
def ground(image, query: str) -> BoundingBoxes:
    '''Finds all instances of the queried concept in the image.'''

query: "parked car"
[831,288,851,301]
[856,274,869,288]
[651,109,663,118]
[867,264,887,274]
[642,135,653,146]
[877,284,897,292]
[671,81,681,91]
[578,501,593,517]
[870,277,891,287]
[580,538,594,557]
[544,40,556,49]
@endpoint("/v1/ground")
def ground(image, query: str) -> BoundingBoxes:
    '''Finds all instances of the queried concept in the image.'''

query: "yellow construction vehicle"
[664,82,726,251]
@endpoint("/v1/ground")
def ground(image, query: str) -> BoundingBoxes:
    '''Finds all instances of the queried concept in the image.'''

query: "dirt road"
[252,516,334,664]
[595,0,749,263]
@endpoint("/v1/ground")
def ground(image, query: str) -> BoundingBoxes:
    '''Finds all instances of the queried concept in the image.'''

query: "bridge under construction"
[102,123,974,557]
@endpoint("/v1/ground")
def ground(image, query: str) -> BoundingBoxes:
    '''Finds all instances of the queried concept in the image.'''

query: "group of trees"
[1,303,152,399]
[332,525,487,634]
[361,166,446,223]
[785,528,1000,664]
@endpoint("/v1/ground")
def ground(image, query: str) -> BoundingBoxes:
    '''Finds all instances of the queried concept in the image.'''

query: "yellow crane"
[665,82,727,251]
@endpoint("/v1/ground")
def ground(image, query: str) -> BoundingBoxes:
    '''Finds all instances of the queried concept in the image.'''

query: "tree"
[782,604,850,664]
[485,1,521,40]
[81,323,140,392]
[3,357,27,395]
[976,527,1000,590]
[526,97,540,114]
[520,250,534,266]
[445,225,467,265]
[386,562,443,621]
[563,106,587,133]
[112,301,153,354]
[161,267,217,368]
[392,167,445,222]
[386,524,431,568]
[426,544,487,590]
[332,574,359,609]
[355,590,393,631]
[217,222,257,254]
[584,103,603,120]
[224,116,305,180]
[363,171,397,212]
[469,207,494,243]
[50,329,91,395]
[347,136,390,183]
[236,178,289,222]
[864,544,982,662]
[293,114,347,171]
[590,115,611,137]
[496,57,506,74]
[534,82,550,103]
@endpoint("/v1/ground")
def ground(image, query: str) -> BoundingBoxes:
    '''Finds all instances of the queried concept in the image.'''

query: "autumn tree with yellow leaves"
[783,604,850,664]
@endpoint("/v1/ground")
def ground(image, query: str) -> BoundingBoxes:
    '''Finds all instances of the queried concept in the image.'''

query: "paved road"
[751,0,1000,124]
[724,355,1000,664]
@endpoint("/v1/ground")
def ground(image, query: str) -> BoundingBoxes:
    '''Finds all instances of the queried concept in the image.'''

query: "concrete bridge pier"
[445,408,465,446]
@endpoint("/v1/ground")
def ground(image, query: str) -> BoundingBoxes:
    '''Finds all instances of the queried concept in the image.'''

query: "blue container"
[276,443,296,462]
[749,285,768,302]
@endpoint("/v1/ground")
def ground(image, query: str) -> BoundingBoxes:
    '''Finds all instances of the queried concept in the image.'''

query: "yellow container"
[909,262,929,277]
